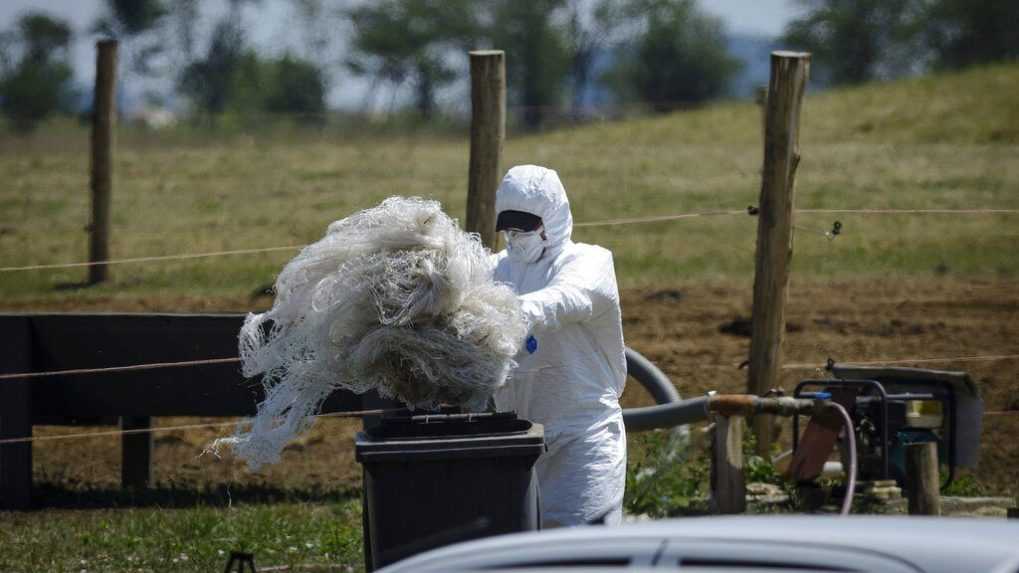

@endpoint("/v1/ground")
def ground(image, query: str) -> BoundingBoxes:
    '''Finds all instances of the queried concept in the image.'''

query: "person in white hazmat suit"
[491,164,627,528]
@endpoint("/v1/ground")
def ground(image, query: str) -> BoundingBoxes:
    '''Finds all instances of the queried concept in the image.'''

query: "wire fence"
[3,407,1017,448]
[2,107,1017,509]
[2,207,1017,274]
[1,351,1016,449]
[0,409,399,446]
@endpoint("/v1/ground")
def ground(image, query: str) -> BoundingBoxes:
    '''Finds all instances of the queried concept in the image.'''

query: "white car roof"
[381,515,1019,573]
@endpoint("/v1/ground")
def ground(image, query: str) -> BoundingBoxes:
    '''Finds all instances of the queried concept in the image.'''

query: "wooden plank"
[905,442,941,516]
[88,40,118,285]
[466,50,506,250]
[710,415,746,514]
[28,313,256,416]
[748,51,811,457]
[121,416,152,489]
[0,316,33,510]
[13,313,361,417]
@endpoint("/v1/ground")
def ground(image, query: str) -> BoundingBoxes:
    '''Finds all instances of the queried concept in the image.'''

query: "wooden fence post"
[754,84,767,146]
[905,442,941,516]
[121,416,152,489]
[466,50,505,250]
[0,317,33,510]
[710,415,746,514]
[89,40,118,285]
[748,51,810,457]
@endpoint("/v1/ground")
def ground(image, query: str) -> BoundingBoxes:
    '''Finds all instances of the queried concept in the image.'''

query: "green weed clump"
[0,498,364,573]
[625,429,711,517]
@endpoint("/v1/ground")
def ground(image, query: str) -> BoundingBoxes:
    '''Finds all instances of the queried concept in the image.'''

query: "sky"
[0,0,805,111]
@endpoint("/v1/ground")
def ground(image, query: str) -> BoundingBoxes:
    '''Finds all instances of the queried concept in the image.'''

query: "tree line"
[1,0,1016,133]
[783,0,1018,85]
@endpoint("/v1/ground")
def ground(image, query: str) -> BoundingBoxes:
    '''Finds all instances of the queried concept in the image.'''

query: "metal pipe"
[621,348,816,432]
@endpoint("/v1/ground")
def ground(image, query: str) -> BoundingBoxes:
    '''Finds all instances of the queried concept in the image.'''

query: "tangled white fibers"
[214,197,527,469]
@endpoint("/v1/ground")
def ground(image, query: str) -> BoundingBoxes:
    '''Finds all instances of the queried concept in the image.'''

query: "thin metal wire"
[796,208,1019,215]
[782,353,1019,369]
[2,207,1017,273]
[0,357,241,381]
[0,245,304,273]
[3,353,1016,383]
[573,209,747,228]
[792,224,834,239]
[0,409,399,446]
[2,402,1014,448]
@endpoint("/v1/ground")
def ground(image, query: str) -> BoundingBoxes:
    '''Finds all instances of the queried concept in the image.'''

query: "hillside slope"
[536,62,1019,147]
[0,62,1016,305]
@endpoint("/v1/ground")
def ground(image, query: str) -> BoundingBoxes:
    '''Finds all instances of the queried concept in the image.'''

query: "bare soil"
[24,277,1019,500]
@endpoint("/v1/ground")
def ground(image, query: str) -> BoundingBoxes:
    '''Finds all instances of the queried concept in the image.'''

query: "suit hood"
[495,165,573,253]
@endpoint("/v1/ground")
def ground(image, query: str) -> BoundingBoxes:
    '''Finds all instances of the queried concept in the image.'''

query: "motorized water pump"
[789,363,984,490]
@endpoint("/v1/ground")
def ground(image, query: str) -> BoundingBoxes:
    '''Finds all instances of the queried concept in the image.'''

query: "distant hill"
[552,61,1019,145]
[576,33,830,109]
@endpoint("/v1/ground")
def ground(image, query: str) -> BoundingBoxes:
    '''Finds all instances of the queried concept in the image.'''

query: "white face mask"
[504,228,546,263]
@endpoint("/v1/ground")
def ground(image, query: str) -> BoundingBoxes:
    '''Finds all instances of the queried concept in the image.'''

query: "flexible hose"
[618,349,859,516]
[624,348,681,404]
[623,348,708,433]
[830,402,858,516]
[622,397,712,432]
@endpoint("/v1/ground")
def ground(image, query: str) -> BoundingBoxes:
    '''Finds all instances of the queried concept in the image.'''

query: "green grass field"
[1,63,1017,572]
[1,63,1017,306]
[0,496,363,572]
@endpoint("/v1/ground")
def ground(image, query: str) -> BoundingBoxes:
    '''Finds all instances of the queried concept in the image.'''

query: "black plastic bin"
[355,410,544,571]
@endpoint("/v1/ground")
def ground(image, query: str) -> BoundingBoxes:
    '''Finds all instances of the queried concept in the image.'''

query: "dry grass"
[1,64,1017,306]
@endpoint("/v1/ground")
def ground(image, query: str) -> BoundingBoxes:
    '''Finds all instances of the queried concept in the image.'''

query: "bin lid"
[355,411,545,463]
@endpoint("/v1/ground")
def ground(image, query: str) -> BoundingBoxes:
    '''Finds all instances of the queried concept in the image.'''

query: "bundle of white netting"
[214,196,527,470]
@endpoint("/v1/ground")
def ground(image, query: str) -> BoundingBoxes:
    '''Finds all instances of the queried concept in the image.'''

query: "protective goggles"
[502,228,543,241]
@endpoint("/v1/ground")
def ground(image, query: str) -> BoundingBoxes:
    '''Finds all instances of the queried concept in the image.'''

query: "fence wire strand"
[781,353,1019,370]
[573,209,748,228]
[3,353,1016,383]
[2,398,1016,448]
[0,245,305,273]
[0,357,241,381]
[3,207,1016,274]
[0,409,400,446]
[3,204,1014,271]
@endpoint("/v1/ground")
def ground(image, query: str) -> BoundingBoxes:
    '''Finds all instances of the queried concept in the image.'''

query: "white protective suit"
[492,165,627,528]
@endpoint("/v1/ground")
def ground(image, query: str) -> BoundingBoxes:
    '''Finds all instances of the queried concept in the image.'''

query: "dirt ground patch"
[618,277,1019,496]
[23,277,1019,500]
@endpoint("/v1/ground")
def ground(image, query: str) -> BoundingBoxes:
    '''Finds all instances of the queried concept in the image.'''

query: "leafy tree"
[167,0,200,68]
[782,0,917,85]
[920,0,1019,69]
[97,0,168,36]
[179,1,324,121]
[16,12,72,63]
[176,0,270,119]
[291,0,331,65]
[344,0,573,128]
[94,0,168,76]
[179,19,247,117]
[0,12,74,132]
[486,0,571,129]
[562,0,624,117]
[612,0,740,111]
[264,54,327,118]
[346,0,476,120]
